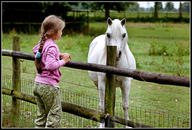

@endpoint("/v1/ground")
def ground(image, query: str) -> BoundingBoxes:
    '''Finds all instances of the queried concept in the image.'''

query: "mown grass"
[1,21,190,128]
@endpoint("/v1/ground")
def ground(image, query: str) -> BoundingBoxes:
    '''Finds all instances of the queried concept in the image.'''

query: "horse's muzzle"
[116,51,122,61]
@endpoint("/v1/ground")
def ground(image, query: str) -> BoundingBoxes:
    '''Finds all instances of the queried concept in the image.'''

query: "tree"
[165,2,174,11]
[41,2,79,18]
[127,2,139,11]
[157,2,163,10]
[179,2,182,18]
[139,7,145,12]
[149,7,154,12]
[154,2,158,18]
[82,2,134,19]
[2,2,81,33]
[181,2,190,12]
[2,2,79,19]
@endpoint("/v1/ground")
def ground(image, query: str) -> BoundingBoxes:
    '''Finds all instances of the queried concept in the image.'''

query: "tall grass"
[148,38,189,76]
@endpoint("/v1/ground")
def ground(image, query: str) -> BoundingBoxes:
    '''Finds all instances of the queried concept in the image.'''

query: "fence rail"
[2,49,190,87]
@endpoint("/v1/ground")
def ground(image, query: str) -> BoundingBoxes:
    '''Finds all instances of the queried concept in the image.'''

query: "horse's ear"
[121,18,126,26]
[107,17,112,26]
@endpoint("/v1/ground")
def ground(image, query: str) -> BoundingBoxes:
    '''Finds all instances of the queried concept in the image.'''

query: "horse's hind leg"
[120,80,132,128]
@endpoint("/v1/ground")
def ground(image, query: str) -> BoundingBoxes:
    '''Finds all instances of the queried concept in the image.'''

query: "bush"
[90,16,189,23]
[148,40,189,57]
[148,41,169,56]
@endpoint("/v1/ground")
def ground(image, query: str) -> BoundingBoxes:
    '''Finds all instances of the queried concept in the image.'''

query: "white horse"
[87,18,136,128]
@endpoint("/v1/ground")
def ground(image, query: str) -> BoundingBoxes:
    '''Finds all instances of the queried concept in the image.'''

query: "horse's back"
[88,34,105,64]
[87,35,106,86]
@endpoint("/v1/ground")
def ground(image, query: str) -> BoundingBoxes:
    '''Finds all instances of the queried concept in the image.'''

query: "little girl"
[32,15,71,128]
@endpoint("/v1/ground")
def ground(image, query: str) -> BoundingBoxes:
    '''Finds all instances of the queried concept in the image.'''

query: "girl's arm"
[45,47,65,71]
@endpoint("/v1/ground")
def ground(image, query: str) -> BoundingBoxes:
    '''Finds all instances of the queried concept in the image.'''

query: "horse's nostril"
[119,51,122,58]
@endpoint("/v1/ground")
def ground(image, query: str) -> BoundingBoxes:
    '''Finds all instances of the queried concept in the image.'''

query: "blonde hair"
[35,15,65,73]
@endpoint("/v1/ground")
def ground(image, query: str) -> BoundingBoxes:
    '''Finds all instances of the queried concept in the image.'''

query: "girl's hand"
[60,53,71,63]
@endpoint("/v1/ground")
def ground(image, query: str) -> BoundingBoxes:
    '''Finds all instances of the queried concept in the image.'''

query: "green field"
[2,21,190,128]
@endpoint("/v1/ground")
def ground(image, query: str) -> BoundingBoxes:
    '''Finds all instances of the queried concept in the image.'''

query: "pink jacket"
[32,38,65,86]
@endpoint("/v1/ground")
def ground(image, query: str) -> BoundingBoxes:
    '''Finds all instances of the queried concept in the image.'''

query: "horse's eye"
[106,33,110,38]
[122,33,126,38]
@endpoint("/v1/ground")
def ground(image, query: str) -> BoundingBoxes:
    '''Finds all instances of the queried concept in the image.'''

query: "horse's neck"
[125,42,130,51]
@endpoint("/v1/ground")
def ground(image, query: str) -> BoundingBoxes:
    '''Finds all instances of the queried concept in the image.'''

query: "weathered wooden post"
[11,36,21,126]
[105,46,116,128]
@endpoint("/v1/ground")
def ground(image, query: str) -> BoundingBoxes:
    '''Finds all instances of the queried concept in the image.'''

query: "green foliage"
[85,2,134,11]
[125,16,189,23]
[149,41,169,56]
[164,2,174,11]
[148,40,189,57]
[148,38,189,77]
[71,14,87,31]
[174,41,189,56]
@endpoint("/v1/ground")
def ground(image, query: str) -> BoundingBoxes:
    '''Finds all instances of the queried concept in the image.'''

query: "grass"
[1,21,190,128]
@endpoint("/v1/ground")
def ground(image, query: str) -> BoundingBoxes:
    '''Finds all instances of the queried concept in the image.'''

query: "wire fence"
[1,60,190,128]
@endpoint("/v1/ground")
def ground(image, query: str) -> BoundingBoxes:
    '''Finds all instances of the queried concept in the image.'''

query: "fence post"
[11,36,21,127]
[105,46,116,128]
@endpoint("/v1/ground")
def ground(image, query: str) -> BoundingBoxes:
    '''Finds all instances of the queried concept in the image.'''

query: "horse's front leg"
[120,79,132,128]
[97,74,106,128]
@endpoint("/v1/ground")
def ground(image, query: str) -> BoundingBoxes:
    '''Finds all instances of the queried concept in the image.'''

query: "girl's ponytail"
[34,33,48,73]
